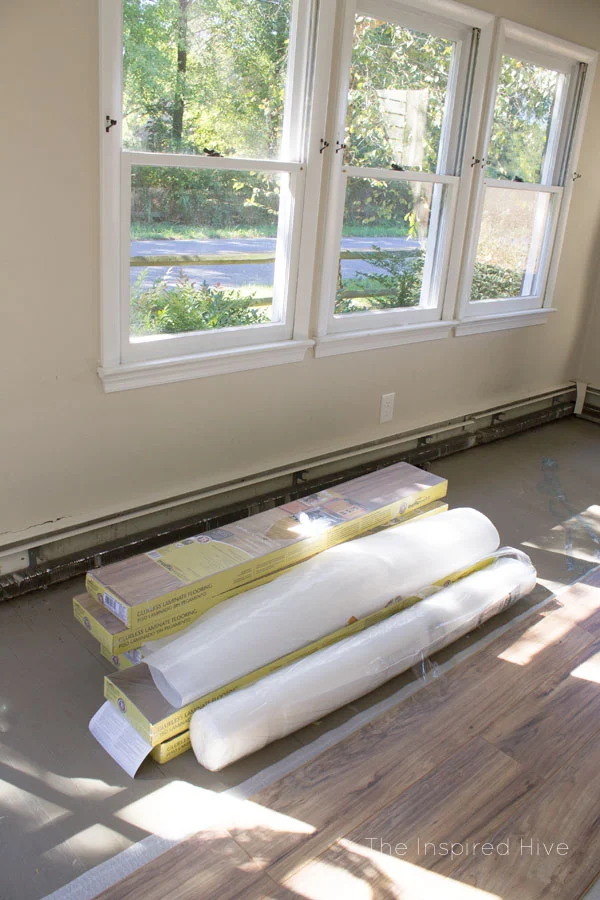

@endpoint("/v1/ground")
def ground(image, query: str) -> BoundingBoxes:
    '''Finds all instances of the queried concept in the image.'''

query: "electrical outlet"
[380,392,395,424]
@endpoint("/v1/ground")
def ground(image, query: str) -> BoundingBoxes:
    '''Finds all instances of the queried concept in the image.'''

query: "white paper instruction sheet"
[90,701,152,777]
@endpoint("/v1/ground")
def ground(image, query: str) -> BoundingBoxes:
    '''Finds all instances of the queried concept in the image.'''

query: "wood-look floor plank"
[556,574,600,637]
[483,643,600,779]
[239,615,593,880]
[557,569,600,637]
[341,736,536,877]
[283,838,500,900]
[449,733,600,900]
[240,608,594,881]
[94,830,268,900]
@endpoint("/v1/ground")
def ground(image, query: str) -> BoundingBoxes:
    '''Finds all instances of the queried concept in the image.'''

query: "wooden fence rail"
[129,248,412,267]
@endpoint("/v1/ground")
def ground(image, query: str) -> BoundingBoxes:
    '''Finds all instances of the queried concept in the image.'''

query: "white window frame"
[454,20,597,335]
[314,0,495,358]
[98,0,335,391]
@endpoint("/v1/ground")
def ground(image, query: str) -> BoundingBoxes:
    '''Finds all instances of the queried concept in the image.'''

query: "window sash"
[121,156,307,363]
[457,21,590,319]
[102,0,319,369]
[316,0,478,337]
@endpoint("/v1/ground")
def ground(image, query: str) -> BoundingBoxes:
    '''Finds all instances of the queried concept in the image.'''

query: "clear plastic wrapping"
[190,551,536,771]
[145,508,500,707]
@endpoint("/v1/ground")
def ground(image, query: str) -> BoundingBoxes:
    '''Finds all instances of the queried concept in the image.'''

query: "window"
[99,1,596,389]
[99,0,322,388]
[314,1,492,354]
[455,21,595,332]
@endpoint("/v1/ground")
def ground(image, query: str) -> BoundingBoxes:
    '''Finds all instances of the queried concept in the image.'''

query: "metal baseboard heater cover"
[0,391,575,602]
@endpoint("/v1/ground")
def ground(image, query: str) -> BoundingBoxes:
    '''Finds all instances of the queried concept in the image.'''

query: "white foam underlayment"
[42,574,589,900]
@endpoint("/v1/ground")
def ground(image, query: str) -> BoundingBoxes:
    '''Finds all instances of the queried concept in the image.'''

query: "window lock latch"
[319,139,330,153]
[470,156,486,168]
[105,116,117,133]
[335,140,347,154]
[573,171,582,182]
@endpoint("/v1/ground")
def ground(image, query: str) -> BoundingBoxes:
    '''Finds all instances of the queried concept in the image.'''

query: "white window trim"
[314,320,456,357]
[454,306,556,336]
[98,0,336,391]
[98,339,315,392]
[313,0,495,357]
[454,19,597,331]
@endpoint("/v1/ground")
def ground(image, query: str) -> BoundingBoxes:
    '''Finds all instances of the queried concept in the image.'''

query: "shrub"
[335,247,524,313]
[335,248,425,314]
[469,262,523,301]
[130,273,269,335]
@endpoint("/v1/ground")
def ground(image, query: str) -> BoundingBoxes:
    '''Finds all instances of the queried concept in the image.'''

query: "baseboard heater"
[0,386,578,602]
[579,385,600,424]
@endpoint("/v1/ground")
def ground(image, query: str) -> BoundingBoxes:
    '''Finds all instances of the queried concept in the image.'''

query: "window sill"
[314,321,456,358]
[454,308,556,337]
[98,339,315,392]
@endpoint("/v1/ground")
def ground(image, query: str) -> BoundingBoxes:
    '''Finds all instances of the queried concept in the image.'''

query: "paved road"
[130,236,422,292]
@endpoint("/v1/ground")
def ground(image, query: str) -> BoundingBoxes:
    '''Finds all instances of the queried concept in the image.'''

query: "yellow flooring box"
[151,730,191,764]
[86,463,447,629]
[104,552,489,747]
[75,499,448,655]
[100,644,137,670]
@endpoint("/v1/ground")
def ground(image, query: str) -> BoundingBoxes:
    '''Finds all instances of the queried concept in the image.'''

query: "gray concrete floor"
[1,418,599,900]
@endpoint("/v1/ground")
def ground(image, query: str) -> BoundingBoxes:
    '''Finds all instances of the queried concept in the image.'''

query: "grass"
[131,223,412,241]
[131,223,279,241]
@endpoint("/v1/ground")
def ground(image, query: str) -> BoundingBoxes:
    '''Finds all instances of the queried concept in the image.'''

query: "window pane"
[469,188,552,301]
[344,16,455,172]
[122,0,292,158]
[129,165,282,337]
[335,178,446,314]
[486,56,562,183]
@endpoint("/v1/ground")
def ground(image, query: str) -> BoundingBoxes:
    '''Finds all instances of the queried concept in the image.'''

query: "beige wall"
[1,0,600,543]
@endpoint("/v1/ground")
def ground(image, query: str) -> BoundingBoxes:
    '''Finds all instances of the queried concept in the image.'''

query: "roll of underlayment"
[190,554,536,771]
[146,508,500,708]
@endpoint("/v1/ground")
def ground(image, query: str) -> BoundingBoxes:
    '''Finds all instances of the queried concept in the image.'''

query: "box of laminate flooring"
[85,462,448,630]
[75,499,448,654]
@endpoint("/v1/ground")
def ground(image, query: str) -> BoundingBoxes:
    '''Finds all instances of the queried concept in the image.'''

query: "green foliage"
[130,273,269,335]
[131,165,279,231]
[335,249,425,314]
[469,262,523,302]
[486,56,558,182]
[346,18,452,172]
[123,0,290,157]
[123,2,557,235]
[335,249,524,312]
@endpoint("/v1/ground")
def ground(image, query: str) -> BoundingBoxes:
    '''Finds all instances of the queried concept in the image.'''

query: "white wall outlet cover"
[380,392,395,424]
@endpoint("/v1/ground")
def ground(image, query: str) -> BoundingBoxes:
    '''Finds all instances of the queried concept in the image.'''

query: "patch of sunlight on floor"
[286,838,502,900]
[289,859,374,900]
[522,505,600,570]
[116,780,316,842]
[497,609,577,666]
[0,779,69,831]
[43,824,129,864]
[552,582,600,625]
[570,648,600,685]
[0,743,124,802]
